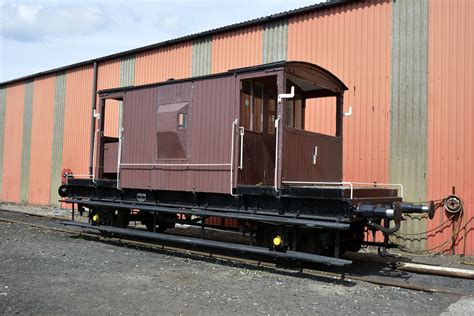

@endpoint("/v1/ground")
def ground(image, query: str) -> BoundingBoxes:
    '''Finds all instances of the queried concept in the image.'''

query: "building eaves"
[0,0,351,87]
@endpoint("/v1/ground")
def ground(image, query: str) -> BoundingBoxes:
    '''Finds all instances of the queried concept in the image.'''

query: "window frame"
[284,80,305,130]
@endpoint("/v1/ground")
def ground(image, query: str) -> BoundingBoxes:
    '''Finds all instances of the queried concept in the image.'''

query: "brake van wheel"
[140,212,176,233]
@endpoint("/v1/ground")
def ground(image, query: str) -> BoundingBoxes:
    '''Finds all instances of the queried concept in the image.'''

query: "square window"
[178,112,187,129]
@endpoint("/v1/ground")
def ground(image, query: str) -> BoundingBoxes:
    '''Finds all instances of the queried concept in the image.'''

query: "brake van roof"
[98,61,347,96]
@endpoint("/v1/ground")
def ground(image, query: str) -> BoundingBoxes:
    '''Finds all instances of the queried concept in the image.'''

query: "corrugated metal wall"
[28,76,55,205]
[1,0,473,254]
[192,37,212,77]
[212,26,262,73]
[119,55,136,130]
[120,56,135,87]
[49,74,66,206]
[288,0,392,183]
[304,98,336,136]
[98,59,121,89]
[0,88,6,199]
[3,83,25,203]
[427,0,474,255]
[262,19,288,63]
[389,0,429,250]
[61,66,94,181]
[20,81,34,202]
[135,43,192,85]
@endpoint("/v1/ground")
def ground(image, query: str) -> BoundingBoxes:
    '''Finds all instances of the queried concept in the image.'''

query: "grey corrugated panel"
[20,81,34,202]
[120,55,135,87]
[0,88,6,199]
[49,74,66,206]
[390,0,429,249]
[0,0,351,87]
[262,19,288,63]
[120,55,135,128]
[192,37,212,77]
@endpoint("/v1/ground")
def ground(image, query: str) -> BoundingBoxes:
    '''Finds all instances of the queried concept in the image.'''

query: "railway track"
[0,212,467,297]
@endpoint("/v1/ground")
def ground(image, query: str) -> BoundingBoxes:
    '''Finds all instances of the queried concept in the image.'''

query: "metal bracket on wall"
[278,86,295,103]
[344,106,353,117]
[93,109,101,120]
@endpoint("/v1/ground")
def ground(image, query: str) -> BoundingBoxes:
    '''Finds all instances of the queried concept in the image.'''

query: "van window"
[241,81,252,130]
[240,80,265,132]
[178,112,187,129]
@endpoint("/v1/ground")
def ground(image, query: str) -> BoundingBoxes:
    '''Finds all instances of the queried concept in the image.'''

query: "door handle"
[312,146,318,165]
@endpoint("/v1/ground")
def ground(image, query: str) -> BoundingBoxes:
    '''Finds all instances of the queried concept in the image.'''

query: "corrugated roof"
[0,0,351,87]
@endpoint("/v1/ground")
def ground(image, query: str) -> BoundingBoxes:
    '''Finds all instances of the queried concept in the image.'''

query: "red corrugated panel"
[211,26,262,73]
[427,0,474,255]
[28,76,55,205]
[62,66,94,176]
[97,59,121,137]
[2,83,25,202]
[288,0,391,183]
[97,59,121,90]
[305,98,336,136]
[135,42,192,85]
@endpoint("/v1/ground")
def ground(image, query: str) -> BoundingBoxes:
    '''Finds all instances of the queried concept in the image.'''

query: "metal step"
[61,221,352,267]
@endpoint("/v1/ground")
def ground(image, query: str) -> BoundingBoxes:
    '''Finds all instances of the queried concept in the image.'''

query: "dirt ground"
[0,208,473,315]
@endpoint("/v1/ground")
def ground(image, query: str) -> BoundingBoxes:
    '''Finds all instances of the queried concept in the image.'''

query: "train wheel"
[140,212,176,233]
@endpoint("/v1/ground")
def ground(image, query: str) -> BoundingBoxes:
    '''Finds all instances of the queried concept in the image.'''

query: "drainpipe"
[89,62,98,176]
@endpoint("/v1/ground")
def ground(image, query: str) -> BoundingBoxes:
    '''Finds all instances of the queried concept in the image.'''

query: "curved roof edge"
[0,0,351,87]
[98,60,347,94]
[286,61,348,91]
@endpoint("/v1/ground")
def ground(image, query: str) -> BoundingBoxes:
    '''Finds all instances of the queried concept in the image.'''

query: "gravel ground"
[0,210,473,315]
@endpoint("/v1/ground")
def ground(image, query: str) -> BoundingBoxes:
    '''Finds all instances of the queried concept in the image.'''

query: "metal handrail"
[120,163,231,167]
[238,127,244,170]
[282,181,354,198]
[117,127,124,189]
[230,119,239,196]
[274,116,281,192]
[281,181,404,199]
[349,182,404,198]
[65,174,94,185]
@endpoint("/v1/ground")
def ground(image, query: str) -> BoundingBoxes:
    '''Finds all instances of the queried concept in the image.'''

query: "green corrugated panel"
[20,81,34,202]
[390,0,429,250]
[262,19,288,64]
[0,88,6,200]
[120,55,135,87]
[50,74,66,206]
[192,37,212,77]
[120,55,135,128]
